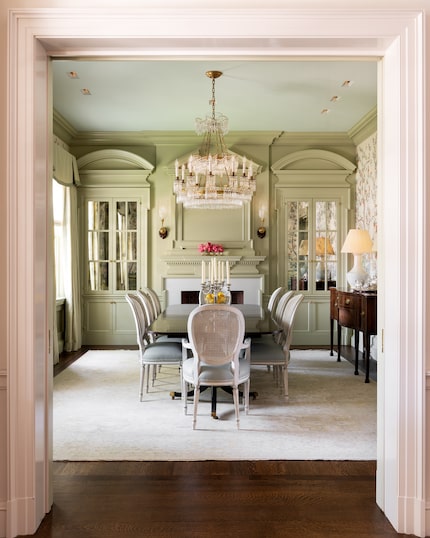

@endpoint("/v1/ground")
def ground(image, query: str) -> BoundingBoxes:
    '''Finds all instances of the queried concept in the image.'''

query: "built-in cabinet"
[77,150,153,345]
[80,191,146,344]
[272,150,356,345]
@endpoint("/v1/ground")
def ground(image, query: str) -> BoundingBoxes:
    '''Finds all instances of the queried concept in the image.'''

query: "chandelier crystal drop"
[173,70,257,209]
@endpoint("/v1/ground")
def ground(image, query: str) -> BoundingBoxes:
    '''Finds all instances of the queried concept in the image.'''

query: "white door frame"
[6,8,426,538]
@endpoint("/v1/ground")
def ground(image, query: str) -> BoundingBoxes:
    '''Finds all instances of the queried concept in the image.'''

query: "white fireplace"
[162,276,264,306]
[159,254,266,306]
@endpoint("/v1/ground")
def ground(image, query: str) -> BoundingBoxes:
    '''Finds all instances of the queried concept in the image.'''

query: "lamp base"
[346,254,368,290]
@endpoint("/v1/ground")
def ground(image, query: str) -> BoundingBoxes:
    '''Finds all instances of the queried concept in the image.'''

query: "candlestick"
[213,257,217,281]
[226,261,230,285]
[201,261,205,284]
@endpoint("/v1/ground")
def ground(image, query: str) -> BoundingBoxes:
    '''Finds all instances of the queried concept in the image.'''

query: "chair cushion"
[143,341,183,363]
[250,339,286,365]
[182,357,250,386]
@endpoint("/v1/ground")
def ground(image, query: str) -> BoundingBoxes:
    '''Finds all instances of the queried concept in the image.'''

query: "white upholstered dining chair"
[267,286,287,317]
[125,293,183,401]
[250,293,304,399]
[181,305,251,430]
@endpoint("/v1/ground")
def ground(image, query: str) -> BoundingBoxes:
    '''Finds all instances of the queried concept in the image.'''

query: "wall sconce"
[257,205,266,238]
[158,207,168,239]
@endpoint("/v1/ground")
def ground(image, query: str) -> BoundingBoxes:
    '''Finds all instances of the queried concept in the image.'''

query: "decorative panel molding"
[77,149,154,188]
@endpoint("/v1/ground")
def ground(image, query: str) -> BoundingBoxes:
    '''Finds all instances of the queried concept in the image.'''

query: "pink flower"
[198,242,223,254]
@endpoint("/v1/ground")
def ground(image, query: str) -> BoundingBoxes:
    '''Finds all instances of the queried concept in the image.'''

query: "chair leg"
[139,364,145,401]
[243,380,250,415]
[182,378,188,415]
[283,365,289,400]
[146,365,151,393]
[232,386,240,429]
[193,386,200,429]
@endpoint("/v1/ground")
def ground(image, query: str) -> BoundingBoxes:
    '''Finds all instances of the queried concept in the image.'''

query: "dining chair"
[250,293,304,399]
[181,305,251,429]
[271,290,296,339]
[267,286,287,317]
[135,290,158,343]
[125,293,183,401]
[142,286,163,317]
[255,290,295,375]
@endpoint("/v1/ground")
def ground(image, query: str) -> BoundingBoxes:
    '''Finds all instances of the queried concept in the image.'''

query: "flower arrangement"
[198,242,224,255]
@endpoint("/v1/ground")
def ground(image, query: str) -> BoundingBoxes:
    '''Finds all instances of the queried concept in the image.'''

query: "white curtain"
[62,185,82,351]
[53,141,82,355]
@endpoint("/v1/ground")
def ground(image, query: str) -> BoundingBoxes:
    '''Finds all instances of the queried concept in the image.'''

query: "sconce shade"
[341,229,373,254]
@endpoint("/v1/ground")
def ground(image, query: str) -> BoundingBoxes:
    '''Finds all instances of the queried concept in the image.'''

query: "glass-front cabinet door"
[286,199,338,293]
[86,199,139,293]
[80,187,148,346]
[276,186,350,346]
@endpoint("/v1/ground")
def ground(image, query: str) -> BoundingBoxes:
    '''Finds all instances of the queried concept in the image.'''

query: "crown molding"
[272,131,356,147]
[53,109,78,144]
[348,106,377,145]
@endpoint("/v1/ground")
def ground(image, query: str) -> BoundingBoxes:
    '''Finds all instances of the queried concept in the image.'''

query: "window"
[52,179,66,298]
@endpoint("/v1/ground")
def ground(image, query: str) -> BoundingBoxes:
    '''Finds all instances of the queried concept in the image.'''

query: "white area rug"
[53,349,376,461]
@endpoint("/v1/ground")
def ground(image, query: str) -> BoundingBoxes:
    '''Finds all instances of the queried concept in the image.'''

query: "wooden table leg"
[330,318,334,356]
[211,387,219,419]
[354,329,360,375]
[364,332,370,383]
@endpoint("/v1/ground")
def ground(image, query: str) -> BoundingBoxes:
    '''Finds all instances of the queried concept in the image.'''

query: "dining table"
[149,303,269,337]
[148,303,272,418]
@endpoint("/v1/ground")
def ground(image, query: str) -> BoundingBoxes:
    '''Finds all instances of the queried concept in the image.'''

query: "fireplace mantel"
[160,254,265,275]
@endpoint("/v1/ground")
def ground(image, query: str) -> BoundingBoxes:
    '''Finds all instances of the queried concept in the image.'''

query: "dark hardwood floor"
[34,345,387,538]
[23,461,407,538]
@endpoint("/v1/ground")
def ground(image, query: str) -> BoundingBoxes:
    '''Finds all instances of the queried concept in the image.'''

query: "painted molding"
[272,149,356,173]
[77,149,154,171]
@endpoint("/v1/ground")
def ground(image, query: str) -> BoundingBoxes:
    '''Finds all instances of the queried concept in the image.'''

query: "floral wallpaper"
[355,131,378,358]
[355,132,377,245]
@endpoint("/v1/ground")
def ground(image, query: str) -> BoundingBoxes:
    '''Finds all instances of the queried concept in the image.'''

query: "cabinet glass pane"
[116,202,137,231]
[116,232,137,260]
[116,262,137,291]
[315,200,337,291]
[88,261,109,291]
[88,231,109,261]
[114,201,138,291]
[287,201,309,291]
[88,201,109,230]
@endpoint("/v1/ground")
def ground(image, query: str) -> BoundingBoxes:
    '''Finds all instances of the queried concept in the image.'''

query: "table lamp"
[315,236,335,281]
[341,229,373,290]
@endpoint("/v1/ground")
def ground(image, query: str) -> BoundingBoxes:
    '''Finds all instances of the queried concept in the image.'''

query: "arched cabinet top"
[77,149,154,188]
[272,149,356,188]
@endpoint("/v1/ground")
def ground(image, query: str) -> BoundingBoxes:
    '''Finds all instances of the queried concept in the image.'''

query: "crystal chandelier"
[173,70,257,209]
